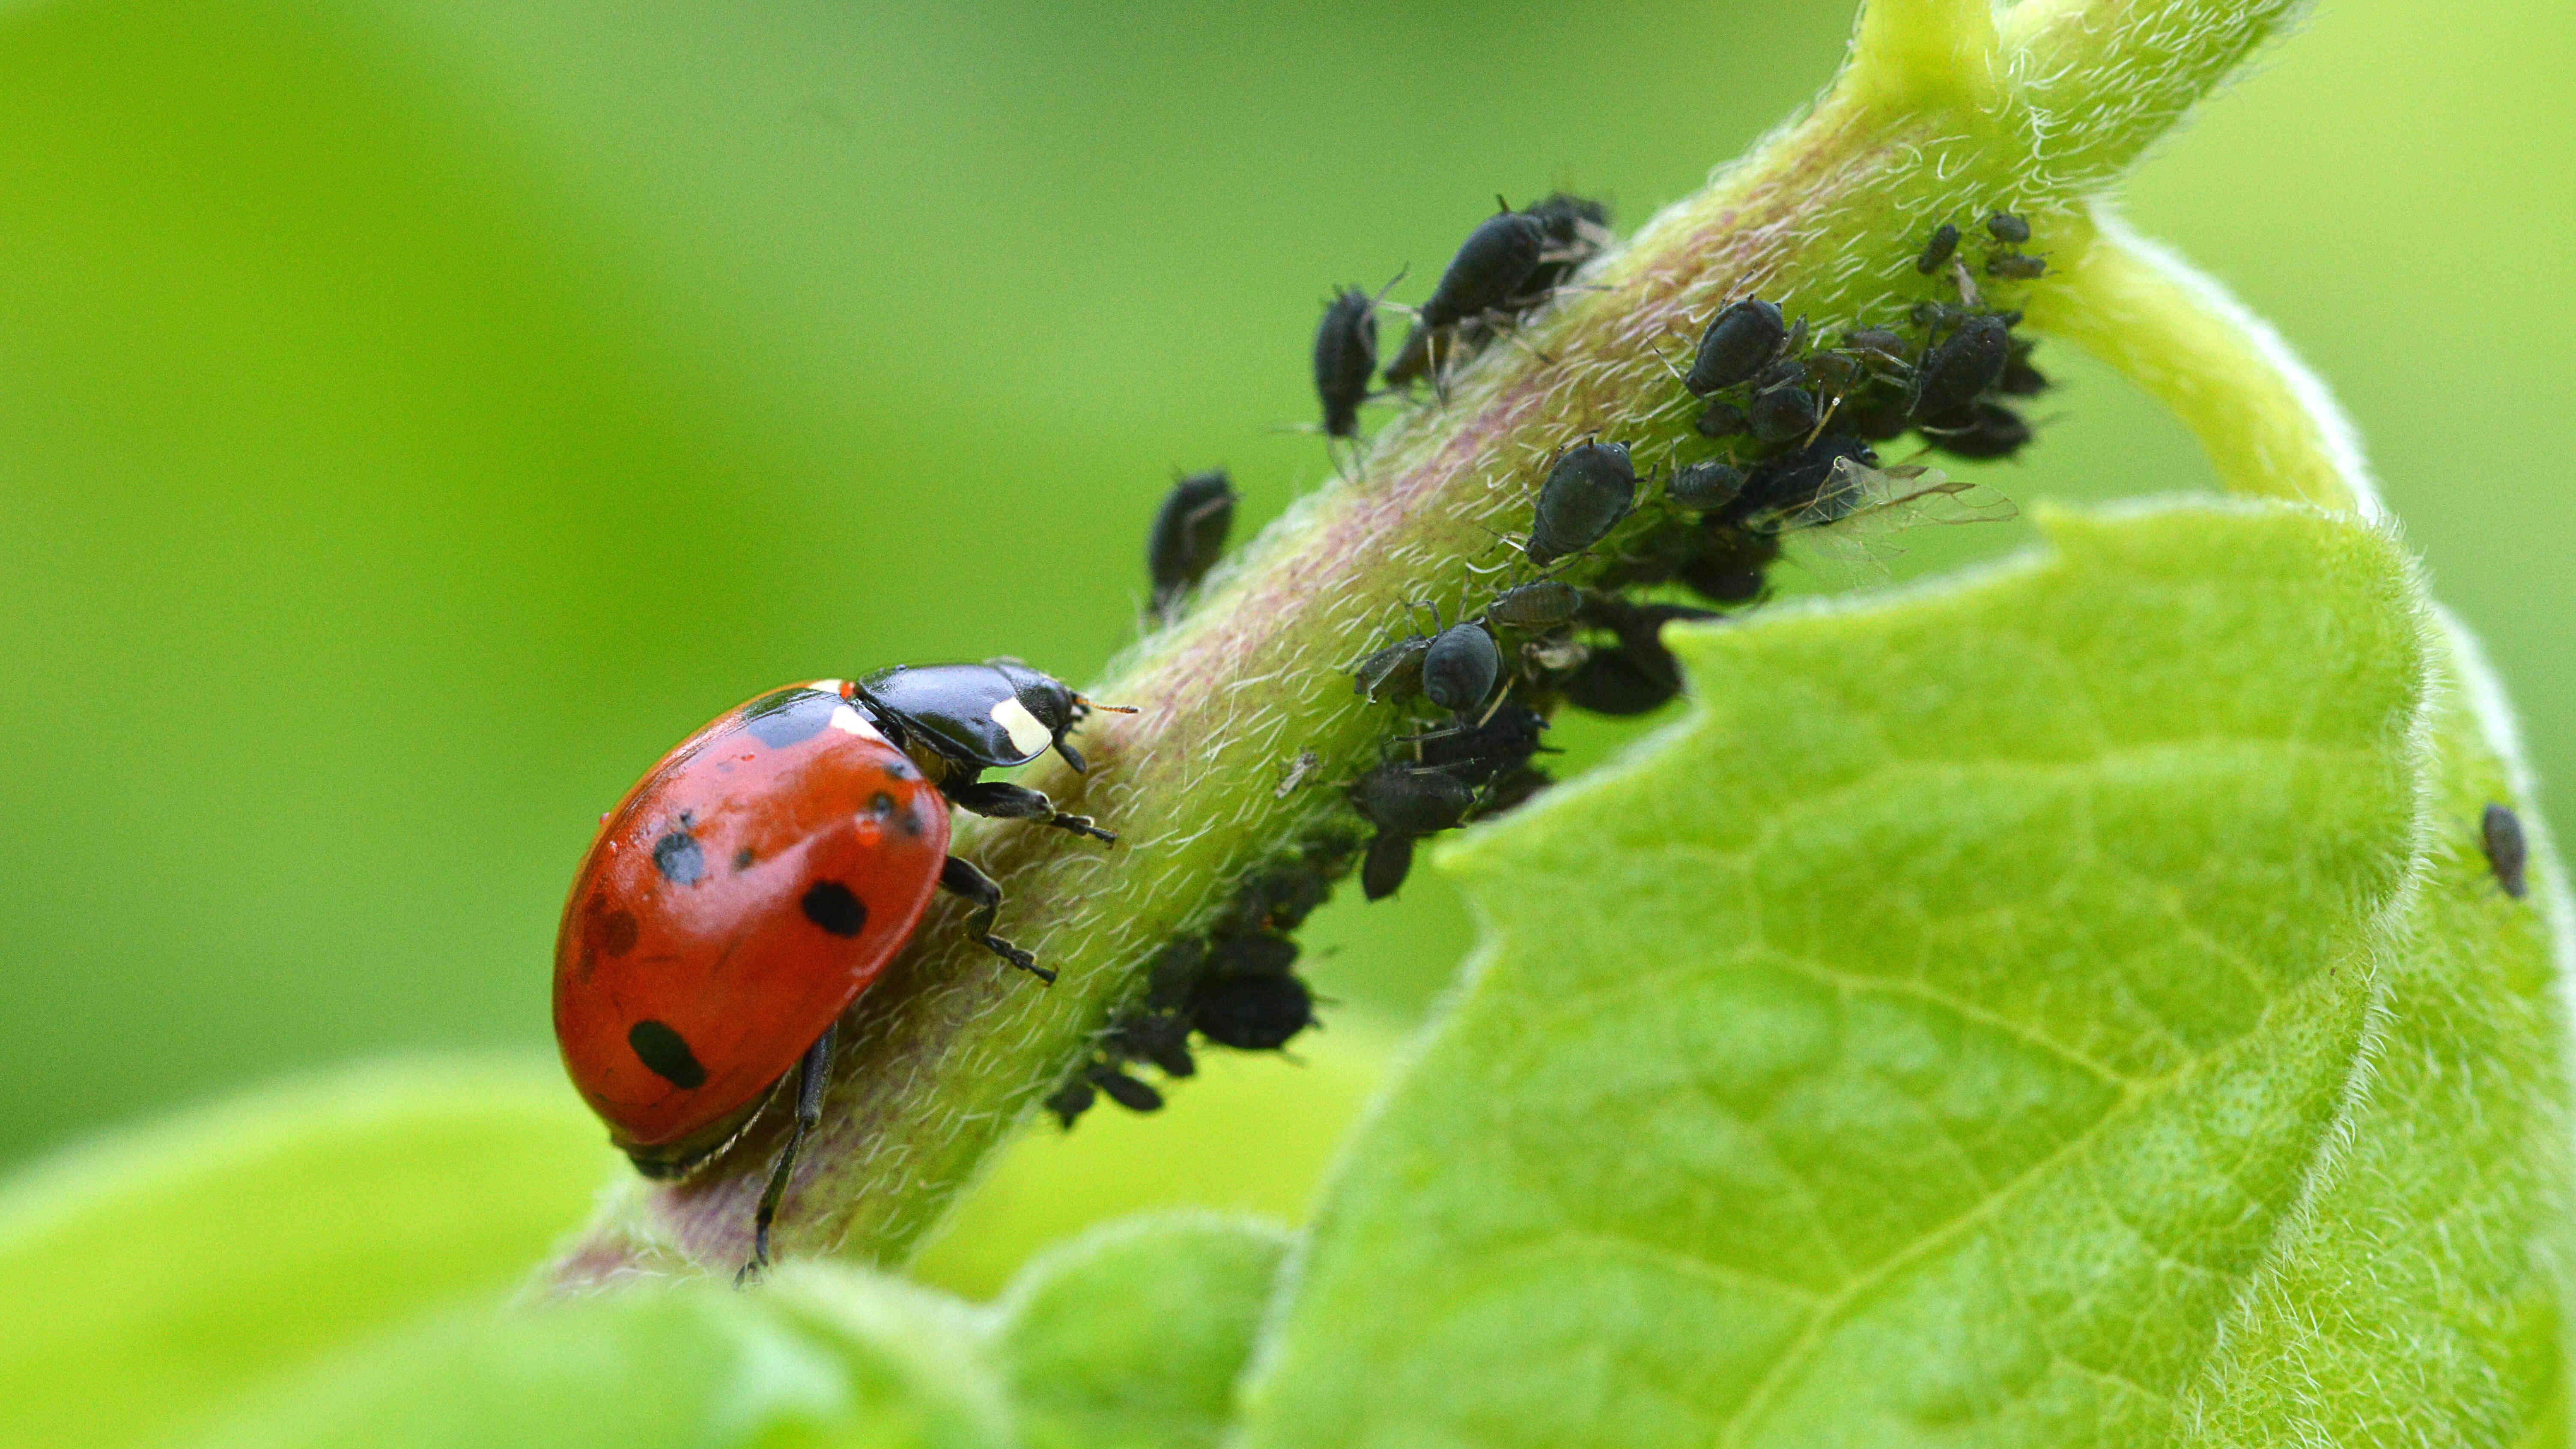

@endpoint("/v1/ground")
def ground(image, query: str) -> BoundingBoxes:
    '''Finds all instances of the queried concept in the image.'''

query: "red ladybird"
[554,664,1121,1274]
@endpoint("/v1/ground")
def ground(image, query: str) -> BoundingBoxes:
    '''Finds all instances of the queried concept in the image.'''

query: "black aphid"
[1695,399,1750,438]
[1730,433,1879,527]
[1312,286,1380,438]
[1143,936,1208,1009]
[1106,1011,1196,1079]
[1985,253,2047,280]
[1352,759,1479,901]
[1091,1067,1163,1113]
[1207,931,1299,979]
[2484,803,2529,899]
[1522,192,1612,294]
[1361,831,1415,900]
[1685,298,1788,396]
[1422,621,1502,715]
[1679,528,1781,604]
[1147,469,1238,610]
[1527,441,1640,566]
[1579,595,1715,694]
[1914,222,1961,275]
[1844,327,1911,371]
[1227,862,1338,935]
[1191,971,1315,1051]
[1485,578,1584,629]
[1668,461,1747,513]
[1910,313,2012,421]
[1562,647,1679,716]
[1840,388,1912,440]
[1985,212,2031,244]
[1352,760,1477,837]
[1354,634,1433,702]
[1413,704,1550,788]
[1477,764,1554,816]
[1419,208,1547,328]
[1382,319,1441,389]
[1044,1078,1096,1127]
[1919,400,2032,460]
[1748,385,1821,444]
[1999,342,2048,396]
[1805,350,1863,399]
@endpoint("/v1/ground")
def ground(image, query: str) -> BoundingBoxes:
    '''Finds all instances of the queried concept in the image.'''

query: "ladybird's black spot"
[739,688,840,749]
[802,881,868,936]
[896,805,927,839]
[732,846,757,872]
[599,909,639,957]
[870,792,895,819]
[628,1020,707,1090]
[653,830,706,886]
[884,758,915,781]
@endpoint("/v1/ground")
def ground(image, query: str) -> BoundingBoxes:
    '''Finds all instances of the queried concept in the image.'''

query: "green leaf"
[1237,501,2575,1446]
[990,1213,1290,1449]
[176,1266,1008,1449]
[173,1213,1287,1449]
[0,1056,611,1449]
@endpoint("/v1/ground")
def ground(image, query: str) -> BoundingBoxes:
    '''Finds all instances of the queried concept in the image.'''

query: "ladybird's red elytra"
[552,680,951,1158]
[555,664,1121,1276]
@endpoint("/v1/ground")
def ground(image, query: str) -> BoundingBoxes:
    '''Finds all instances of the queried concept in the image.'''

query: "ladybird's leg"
[945,781,1116,844]
[939,855,1058,984]
[738,1022,836,1286]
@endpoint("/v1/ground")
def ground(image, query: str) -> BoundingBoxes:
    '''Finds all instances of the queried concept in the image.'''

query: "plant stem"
[2027,206,2377,517]
[1847,0,2003,115]
[543,0,2332,1290]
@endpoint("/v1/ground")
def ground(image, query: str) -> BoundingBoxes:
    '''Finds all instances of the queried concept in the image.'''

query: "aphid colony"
[1315,193,1614,437]
[555,200,2062,1252]
[1056,207,2051,1124]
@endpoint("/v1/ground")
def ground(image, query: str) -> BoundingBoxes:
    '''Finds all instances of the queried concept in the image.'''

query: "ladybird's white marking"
[808,679,846,696]
[829,704,886,742]
[990,698,1052,756]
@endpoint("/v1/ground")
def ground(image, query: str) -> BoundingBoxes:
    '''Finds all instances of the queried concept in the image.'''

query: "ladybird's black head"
[855,659,1113,779]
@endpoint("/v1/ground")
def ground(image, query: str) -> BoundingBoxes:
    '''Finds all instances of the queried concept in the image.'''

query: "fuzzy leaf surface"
[175,1266,1009,1449]
[990,1213,1290,1449]
[1238,501,2573,1446]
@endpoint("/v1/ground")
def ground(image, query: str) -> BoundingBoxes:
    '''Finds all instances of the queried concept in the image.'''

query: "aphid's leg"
[737,1022,836,1287]
[946,781,1116,844]
[1480,308,1556,366]
[939,855,1055,983]
[1804,394,1846,447]
[1649,343,1691,387]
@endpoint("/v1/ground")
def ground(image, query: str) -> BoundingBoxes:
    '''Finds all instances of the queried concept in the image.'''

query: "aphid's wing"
[1753,461,2020,574]
[1756,461,2019,536]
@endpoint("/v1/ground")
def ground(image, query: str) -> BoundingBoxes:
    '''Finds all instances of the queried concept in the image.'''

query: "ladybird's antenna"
[1073,695,1140,715]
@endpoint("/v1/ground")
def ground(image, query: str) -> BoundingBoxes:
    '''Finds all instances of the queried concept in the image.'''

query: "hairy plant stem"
[2027,206,2375,517]
[546,0,2314,1289]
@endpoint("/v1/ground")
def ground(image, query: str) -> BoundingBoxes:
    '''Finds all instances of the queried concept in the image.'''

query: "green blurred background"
[0,0,2567,1185]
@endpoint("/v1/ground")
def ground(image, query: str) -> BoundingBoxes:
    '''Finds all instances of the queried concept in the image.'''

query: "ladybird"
[554,664,1122,1276]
